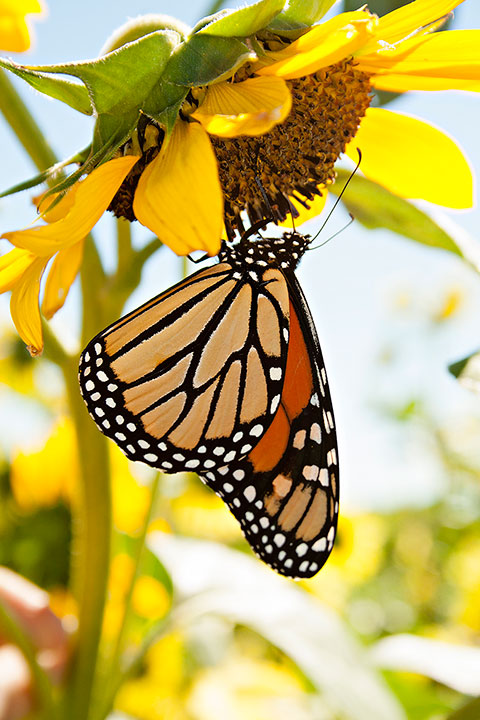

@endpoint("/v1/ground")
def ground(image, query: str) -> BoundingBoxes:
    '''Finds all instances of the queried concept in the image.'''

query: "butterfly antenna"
[309,213,354,250]
[309,148,362,245]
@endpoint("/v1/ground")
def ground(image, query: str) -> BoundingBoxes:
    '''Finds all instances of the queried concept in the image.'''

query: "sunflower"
[0,0,44,52]
[0,0,478,354]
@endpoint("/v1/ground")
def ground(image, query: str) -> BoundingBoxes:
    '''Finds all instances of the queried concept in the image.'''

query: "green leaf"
[27,30,180,116]
[269,0,336,32]
[151,534,407,720]
[0,58,92,115]
[142,83,188,135]
[198,0,286,37]
[164,34,252,86]
[371,634,480,695]
[331,169,464,257]
[449,350,480,395]
[447,697,480,720]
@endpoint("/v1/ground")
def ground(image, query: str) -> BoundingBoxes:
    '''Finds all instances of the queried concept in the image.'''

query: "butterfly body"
[79,231,338,578]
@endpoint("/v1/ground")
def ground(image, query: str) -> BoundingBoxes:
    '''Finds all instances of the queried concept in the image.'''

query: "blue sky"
[1,0,479,511]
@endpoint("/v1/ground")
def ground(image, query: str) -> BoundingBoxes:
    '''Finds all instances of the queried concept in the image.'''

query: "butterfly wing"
[200,273,339,578]
[79,261,290,474]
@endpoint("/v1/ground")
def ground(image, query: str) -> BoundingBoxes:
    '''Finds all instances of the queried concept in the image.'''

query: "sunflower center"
[211,58,372,238]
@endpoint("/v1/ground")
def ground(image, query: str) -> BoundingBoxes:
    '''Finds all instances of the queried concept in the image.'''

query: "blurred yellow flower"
[0,0,44,52]
[116,633,185,720]
[110,445,151,535]
[187,655,309,720]
[306,513,386,606]
[10,417,77,509]
[132,575,170,619]
[171,482,242,543]
[433,287,464,322]
[447,538,480,631]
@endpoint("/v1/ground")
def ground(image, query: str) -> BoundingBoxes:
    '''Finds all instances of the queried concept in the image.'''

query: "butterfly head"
[220,230,311,273]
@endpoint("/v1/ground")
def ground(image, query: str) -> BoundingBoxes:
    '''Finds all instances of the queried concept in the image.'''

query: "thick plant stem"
[62,360,111,720]
[61,239,112,720]
[0,69,57,171]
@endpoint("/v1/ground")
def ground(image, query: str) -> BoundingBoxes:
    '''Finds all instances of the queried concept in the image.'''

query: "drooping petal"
[10,255,48,356]
[0,247,37,292]
[257,11,377,80]
[357,0,463,56]
[280,193,328,229]
[1,155,139,256]
[133,121,223,256]
[356,30,480,92]
[345,108,473,209]
[41,240,84,320]
[192,76,292,138]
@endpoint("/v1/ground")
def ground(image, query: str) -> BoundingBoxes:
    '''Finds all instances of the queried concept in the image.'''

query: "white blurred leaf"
[371,634,480,694]
[150,533,406,720]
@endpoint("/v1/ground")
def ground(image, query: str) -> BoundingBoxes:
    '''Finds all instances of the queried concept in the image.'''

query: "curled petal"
[345,108,473,209]
[10,255,48,356]
[0,247,37,292]
[257,11,376,79]
[133,121,223,256]
[358,0,464,55]
[356,30,480,92]
[1,156,139,257]
[36,187,78,223]
[193,76,292,138]
[42,240,84,320]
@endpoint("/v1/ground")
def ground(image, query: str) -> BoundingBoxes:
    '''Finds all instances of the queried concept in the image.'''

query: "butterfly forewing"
[79,261,290,474]
[199,278,339,579]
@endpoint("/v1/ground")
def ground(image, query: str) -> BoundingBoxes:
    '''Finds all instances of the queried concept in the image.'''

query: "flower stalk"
[0,68,57,172]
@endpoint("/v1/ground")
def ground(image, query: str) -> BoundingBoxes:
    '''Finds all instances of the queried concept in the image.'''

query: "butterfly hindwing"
[200,276,338,579]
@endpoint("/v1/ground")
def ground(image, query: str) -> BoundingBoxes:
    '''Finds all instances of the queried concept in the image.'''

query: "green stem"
[204,0,225,15]
[81,234,107,346]
[0,601,56,720]
[0,69,57,172]
[62,243,111,720]
[116,218,133,280]
[62,353,111,720]
[97,473,161,720]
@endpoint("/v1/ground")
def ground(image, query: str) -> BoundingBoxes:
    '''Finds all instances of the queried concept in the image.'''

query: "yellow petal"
[357,0,463,56]
[133,121,223,257]
[10,255,48,356]
[345,108,473,209]
[192,76,292,138]
[356,30,480,92]
[0,1,44,13]
[257,11,376,80]
[0,247,36,292]
[36,186,78,223]
[279,193,328,228]
[0,15,30,51]
[0,0,44,52]
[41,240,84,320]
[1,156,139,257]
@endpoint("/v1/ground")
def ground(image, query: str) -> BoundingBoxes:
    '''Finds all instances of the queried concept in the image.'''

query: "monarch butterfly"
[79,227,339,578]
